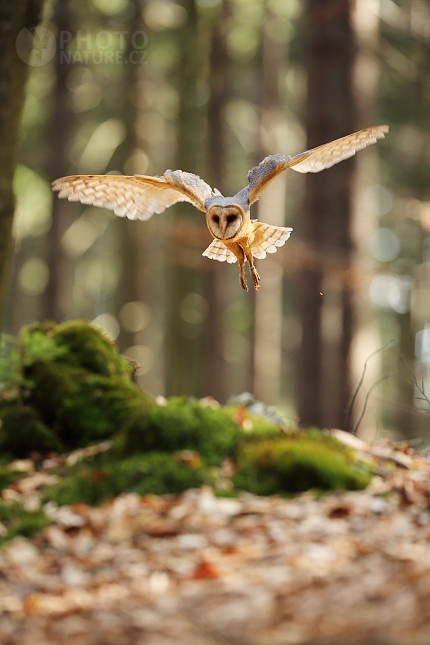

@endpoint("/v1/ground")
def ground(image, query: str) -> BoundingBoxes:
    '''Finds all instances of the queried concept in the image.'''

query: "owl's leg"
[227,243,248,291]
[243,249,260,290]
[239,264,248,291]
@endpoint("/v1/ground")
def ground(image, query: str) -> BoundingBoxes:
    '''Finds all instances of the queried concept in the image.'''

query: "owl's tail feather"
[202,239,237,264]
[251,223,292,260]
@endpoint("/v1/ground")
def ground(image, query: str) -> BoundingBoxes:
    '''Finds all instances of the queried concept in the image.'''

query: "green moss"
[23,320,133,378]
[0,405,64,457]
[0,320,372,502]
[115,397,244,465]
[233,436,371,495]
[0,502,51,547]
[27,364,153,450]
[44,451,210,506]
[0,320,155,455]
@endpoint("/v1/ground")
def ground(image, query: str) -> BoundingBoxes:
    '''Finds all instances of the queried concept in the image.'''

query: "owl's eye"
[226,214,236,224]
[213,215,219,224]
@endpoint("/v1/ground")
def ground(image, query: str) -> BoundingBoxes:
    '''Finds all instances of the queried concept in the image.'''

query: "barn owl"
[52,125,388,291]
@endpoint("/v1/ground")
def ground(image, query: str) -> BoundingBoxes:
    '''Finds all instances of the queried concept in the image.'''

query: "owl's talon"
[250,266,260,289]
[239,267,248,291]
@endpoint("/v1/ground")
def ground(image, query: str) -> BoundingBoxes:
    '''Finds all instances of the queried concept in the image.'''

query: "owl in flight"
[53,125,388,291]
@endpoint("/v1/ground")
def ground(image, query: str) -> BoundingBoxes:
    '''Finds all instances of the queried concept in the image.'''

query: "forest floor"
[0,431,430,645]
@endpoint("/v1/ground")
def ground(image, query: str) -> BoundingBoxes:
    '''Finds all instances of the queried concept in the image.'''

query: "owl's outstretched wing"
[246,125,389,206]
[202,239,238,264]
[291,125,389,174]
[52,169,214,220]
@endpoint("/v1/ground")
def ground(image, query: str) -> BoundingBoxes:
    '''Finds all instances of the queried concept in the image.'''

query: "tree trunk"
[297,0,357,429]
[0,0,45,322]
[253,3,289,405]
[164,0,206,398]
[203,0,229,403]
[43,0,74,322]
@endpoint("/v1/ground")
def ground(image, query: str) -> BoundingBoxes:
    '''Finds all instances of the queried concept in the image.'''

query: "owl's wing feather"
[291,125,389,174]
[202,239,238,264]
[246,152,310,206]
[163,169,213,212]
[251,223,293,260]
[52,170,213,220]
[246,125,389,205]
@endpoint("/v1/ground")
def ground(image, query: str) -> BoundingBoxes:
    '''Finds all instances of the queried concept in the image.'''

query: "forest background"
[4,0,430,440]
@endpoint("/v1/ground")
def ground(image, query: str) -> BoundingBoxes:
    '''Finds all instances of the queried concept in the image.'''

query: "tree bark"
[297,0,357,429]
[0,0,45,322]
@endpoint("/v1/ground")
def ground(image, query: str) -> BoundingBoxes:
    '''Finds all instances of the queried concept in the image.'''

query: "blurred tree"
[164,0,207,398]
[112,0,146,351]
[43,0,75,321]
[203,0,230,402]
[254,0,289,405]
[0,0,45,320]
[297,0,357,429]
[376,0,430,437]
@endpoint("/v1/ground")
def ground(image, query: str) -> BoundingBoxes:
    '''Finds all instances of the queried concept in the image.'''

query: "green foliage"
[233,434,371,495]
[0,502,51,547]
[44,451,210,506]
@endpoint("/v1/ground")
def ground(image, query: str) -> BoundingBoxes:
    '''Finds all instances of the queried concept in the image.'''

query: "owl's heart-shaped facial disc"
[207,206,242,240]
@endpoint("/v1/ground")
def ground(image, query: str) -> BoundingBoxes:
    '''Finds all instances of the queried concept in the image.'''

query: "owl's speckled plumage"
[52,125,389,291]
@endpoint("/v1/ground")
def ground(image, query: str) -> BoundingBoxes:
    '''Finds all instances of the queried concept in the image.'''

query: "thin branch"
[345,340,395,431]
[351,371,396,436]
[400,353,430,408]
[375,397,430,417]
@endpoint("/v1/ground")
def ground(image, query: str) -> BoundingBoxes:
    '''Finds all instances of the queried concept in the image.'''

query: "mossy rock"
[0,405,64,457]
[233,435,371,495]
[114,397,245,465]
[0,320,155,455]
[26,363,154,450]
[0,320,372,502]
[23,320,133,378]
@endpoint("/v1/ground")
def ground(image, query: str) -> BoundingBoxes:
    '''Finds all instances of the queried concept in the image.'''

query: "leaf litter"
[0,431,429,644]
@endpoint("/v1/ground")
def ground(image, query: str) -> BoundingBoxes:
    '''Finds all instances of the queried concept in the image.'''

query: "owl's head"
[206,205,243,240]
